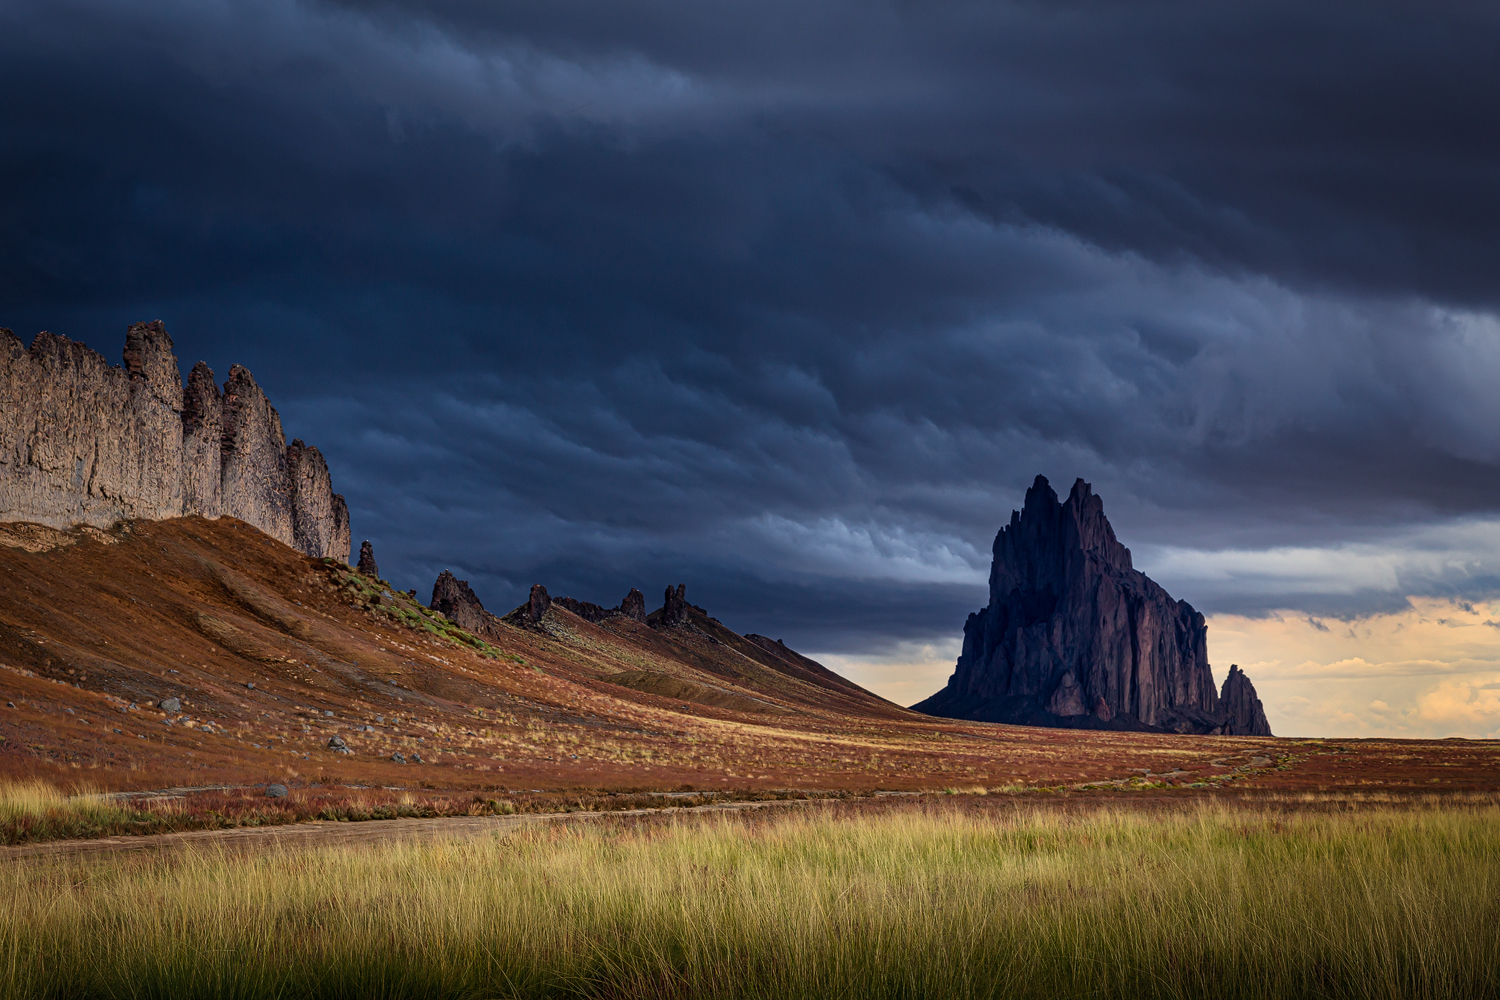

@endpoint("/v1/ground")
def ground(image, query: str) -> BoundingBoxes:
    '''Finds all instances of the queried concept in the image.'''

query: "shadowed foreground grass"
[3,801,1498,999]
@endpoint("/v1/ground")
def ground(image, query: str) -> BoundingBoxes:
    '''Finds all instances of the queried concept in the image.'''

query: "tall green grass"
[3,801,1497,999]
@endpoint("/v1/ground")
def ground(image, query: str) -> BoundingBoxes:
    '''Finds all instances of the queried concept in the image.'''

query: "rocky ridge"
[914,475,1272,736]
[0,322,349,561]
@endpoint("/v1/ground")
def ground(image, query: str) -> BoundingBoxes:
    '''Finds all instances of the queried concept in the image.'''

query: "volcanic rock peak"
[914,475,1271,736]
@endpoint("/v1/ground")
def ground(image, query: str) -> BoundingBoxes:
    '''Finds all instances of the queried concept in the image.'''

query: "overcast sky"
[5,0,1500,736]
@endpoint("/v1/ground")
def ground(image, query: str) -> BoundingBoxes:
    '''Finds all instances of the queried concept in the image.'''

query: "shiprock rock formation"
[0,321,349,561]
[914,476,1272,736]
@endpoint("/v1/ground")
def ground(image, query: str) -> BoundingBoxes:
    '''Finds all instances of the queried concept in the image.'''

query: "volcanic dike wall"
[0,321,350,561]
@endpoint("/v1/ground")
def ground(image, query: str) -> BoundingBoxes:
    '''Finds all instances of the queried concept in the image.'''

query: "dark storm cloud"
[5,0,1500,655]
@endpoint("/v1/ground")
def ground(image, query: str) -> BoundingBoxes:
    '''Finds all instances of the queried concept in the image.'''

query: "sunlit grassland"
[3,801,1498,999]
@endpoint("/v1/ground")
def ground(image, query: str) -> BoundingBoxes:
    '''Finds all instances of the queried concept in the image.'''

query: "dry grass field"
[4,796,1499,999]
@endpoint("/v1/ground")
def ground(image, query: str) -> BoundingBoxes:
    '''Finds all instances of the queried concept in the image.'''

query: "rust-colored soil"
[2,517,1497,814]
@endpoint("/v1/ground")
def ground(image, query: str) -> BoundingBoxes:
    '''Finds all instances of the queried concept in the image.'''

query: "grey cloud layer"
[5,0,1500,651]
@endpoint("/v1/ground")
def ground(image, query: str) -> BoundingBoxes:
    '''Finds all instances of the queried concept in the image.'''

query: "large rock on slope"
[527,584,552,623]
[913,475,1271,736]
[0,323,349,561]
[286,439,349,563]
[430,570,496,636]
[553,588,650,624]
[356,540,379,578]
[619,587,647,622]
[654,584,690,627]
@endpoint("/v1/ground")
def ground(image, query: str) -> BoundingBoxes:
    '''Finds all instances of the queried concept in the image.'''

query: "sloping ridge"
[0,515,908,792]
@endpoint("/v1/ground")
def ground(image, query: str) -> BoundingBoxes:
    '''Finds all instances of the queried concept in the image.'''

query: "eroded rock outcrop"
[914,475,1271,735]
[221,365,295,548]
[431,570,495,636]
[286,439,348,563]
[527,584,552,623]
[655,584,690,627]
[1220,664,1273,736]
[554,596,612,623]
[553,587,650,624]
[180,361,222,518]
[619,587,647,622]
[0,323,350,561]
[357,540,379,578]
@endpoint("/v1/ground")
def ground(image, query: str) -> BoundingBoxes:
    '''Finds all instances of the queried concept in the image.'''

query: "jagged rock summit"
[0,322,349,561]
[357,540,379,578]
[914,475,1272,736]
[430,570,501,638]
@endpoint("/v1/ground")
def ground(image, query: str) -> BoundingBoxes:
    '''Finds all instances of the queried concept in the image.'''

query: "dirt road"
[1,797,823,861]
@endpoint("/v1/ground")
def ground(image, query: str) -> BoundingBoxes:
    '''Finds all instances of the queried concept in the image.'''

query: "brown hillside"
[0,516,1496,800]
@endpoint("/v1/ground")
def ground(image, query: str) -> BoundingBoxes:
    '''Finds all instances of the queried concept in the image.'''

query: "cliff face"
[0,323,349,562]
[914,475,1271,736]
[181,361,223,518]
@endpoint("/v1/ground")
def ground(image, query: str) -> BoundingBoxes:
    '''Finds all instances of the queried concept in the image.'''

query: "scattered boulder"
[327,735,352,754]
[357,540,379,578]
[160,697,181,714]
[265,783,289,798]
[391,752,406,763]
[410,752,424,763]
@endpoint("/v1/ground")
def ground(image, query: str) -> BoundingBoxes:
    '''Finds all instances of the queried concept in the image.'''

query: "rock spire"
[913,475,1271,735]
[357,540,379,578]
[655,584,690,627]
[0,322,350,561]
[527,584,552,623]
[1219,664,1273,736]
[619,587,647,622]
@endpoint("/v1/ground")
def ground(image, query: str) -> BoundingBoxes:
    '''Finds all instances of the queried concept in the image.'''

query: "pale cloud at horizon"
[1209,597,1500,738]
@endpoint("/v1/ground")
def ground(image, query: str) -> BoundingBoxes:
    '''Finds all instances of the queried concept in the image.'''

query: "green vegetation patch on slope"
[324,562,515,661]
